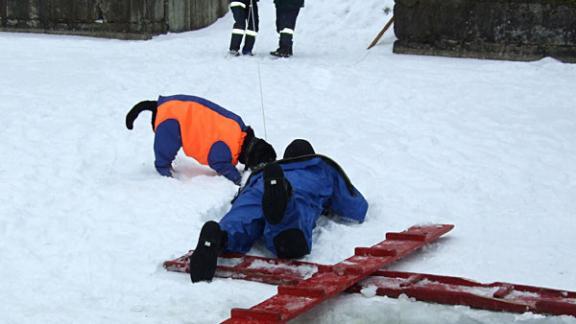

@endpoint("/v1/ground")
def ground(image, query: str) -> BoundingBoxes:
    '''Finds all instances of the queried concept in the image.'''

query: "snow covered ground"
[1,0,576,323]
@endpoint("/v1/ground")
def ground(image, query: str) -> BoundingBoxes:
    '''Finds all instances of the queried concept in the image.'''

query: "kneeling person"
[125,95,276,184]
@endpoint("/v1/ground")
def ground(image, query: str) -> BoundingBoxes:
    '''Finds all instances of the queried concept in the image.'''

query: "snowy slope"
[1,0,576,323]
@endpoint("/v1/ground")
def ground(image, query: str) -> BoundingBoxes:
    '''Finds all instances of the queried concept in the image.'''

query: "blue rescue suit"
[219,155,368,256]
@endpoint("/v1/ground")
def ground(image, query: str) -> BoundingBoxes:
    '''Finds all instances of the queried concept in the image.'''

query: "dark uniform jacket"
[274,0,304,9]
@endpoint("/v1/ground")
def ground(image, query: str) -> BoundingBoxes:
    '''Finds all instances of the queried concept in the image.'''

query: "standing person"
[271,0,304,58]
[188,139,369,283]
[125,95,276,184]
[229,0,259,56]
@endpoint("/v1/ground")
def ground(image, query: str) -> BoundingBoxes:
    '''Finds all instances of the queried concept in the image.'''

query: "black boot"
[242,35,256,56]
[262,163,292,225]
[229,33,243,56]
[274,228,309,259]
[271,33,293,57]
[270,47,292,58]
[189,221,227,283]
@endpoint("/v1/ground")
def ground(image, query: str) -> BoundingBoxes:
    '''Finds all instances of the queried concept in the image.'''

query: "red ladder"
[164,223,576,319]
[165,253,576,317]
[165,224,454,323]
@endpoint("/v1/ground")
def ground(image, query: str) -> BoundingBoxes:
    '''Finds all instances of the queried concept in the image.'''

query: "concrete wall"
[393,0,576,63]
[0,0,228,40]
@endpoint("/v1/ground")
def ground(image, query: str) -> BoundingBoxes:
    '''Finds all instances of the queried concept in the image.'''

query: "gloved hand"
[155,165,174,177]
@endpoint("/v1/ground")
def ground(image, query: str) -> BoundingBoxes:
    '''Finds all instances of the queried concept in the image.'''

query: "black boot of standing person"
[271,0,304,57]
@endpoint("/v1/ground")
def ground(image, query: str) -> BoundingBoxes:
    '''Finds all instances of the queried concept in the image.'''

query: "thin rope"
[247,0,268,140]
[256,62,268,140]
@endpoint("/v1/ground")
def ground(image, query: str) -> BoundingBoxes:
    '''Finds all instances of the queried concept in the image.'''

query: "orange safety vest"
[154,99,246,165]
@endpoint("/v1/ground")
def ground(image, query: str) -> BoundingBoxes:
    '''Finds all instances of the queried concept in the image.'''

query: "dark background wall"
[393,0,576,63]
[0,0,228,39]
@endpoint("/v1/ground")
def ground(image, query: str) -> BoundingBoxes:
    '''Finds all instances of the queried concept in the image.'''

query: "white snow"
[247,260,318,280]
[1,0,576,323]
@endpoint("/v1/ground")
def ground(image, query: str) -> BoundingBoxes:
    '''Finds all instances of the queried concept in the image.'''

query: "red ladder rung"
[228,308,282,322]
[534,300,576,317]
[386,232,427,241]
[400,274,425,287]
[278,286,327,298]
[493,284,514,298]
[355,247,397,257]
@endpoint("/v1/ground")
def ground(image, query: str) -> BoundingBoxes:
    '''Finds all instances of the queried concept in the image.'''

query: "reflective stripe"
[280,28,294,35]
[230,1,246,8]
[232,28,245,35]
[245,30,258,37]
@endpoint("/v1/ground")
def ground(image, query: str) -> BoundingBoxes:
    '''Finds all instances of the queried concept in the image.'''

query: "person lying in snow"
[125,95,276,184]
[188,139,369,283]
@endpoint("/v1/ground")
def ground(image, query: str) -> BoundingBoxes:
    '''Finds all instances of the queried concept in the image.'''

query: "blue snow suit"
[219,155,368,256]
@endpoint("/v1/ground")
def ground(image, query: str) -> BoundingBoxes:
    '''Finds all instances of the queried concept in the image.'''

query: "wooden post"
[367,15,395,50]
[0,0,6,27]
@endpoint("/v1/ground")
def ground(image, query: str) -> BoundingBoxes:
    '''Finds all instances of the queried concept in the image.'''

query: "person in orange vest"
[125,95,276,184]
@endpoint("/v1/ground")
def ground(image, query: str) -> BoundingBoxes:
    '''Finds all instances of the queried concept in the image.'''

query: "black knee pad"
[283,139,315,159]
[273,228,309,259]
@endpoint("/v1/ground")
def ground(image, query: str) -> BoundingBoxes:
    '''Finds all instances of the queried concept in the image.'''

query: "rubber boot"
[229,34,243,55]
[242,35,256,56]
[262,163,292,225]
[271,33,293,57]
[189,221,227,283]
